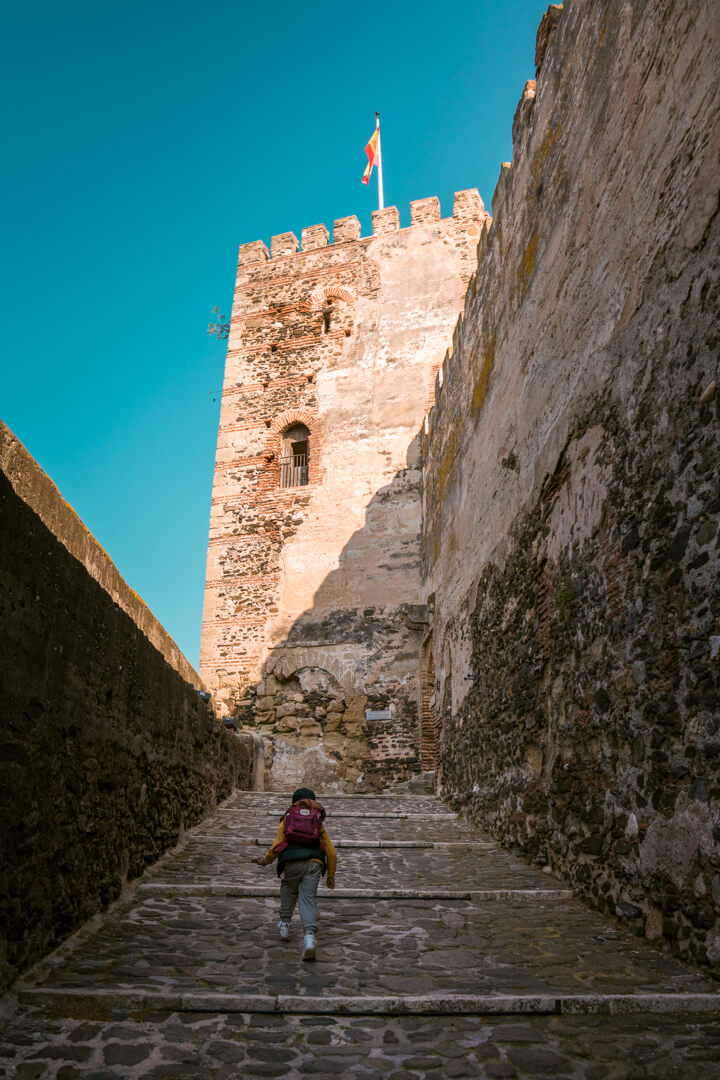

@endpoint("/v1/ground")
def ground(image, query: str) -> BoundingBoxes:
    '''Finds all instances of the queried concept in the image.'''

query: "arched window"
[280,424,310,487]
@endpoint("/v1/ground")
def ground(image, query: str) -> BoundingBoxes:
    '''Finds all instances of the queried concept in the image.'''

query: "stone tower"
[200,191,489,791]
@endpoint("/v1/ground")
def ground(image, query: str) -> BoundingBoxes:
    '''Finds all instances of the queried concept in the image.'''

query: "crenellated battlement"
[236,189,486,266]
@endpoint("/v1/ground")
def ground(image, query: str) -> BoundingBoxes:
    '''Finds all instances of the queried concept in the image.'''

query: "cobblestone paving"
[143,841,558,892]
[3,1008,720,1079]
[15,895,714,999]
[226,795,444,815]
[200,813,473,843]
[2,793,719,1079]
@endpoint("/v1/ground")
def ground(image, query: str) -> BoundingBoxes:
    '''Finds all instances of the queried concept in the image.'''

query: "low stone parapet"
[0,420,258,992]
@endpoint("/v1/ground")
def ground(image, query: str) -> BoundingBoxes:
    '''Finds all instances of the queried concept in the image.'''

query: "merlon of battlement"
[241,190,486,264]
[410,197,441,225]
[333,215,361,243]
[270,233,298,258]
[372,206,401,235]
[301,223,329,250]
[453,189,485,221]
[236,239,269,267]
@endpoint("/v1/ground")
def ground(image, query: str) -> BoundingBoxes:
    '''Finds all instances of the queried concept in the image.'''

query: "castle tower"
[200,191,488,791]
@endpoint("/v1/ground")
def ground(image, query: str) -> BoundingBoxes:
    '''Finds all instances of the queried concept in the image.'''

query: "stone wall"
[422,1,720,968]
[0,421,257,992]
[201,194,488,791]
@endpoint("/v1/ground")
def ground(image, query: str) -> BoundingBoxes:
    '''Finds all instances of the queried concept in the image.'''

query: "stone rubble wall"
[201,194,488,791]
[422,0,720,967]
[0,421,257,992]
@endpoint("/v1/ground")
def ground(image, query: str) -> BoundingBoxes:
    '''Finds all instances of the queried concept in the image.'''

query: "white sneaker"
[278,920,291,940]
[302,932,316,961]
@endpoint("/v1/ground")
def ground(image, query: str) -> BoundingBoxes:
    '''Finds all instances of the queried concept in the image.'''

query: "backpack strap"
[270,806,293,855]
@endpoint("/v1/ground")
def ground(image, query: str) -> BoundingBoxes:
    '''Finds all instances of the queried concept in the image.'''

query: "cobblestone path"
[2,793,720,1078]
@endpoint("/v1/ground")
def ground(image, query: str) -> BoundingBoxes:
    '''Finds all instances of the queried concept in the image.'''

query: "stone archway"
[260,665,365,792]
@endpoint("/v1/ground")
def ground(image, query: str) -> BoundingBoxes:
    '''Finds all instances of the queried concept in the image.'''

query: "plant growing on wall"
[207,306,230,341]
[553,576,574,620]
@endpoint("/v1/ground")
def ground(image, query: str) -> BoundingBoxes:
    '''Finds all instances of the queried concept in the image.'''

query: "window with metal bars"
[280,424,310,487]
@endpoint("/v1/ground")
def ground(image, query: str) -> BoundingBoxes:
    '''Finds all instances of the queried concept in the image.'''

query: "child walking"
[253,787,337,961]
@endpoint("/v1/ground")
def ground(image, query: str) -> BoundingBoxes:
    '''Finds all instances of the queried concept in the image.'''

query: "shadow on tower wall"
[227,431,438,794]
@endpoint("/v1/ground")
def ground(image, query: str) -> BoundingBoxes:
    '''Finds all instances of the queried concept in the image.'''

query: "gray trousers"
[279,859,322,933]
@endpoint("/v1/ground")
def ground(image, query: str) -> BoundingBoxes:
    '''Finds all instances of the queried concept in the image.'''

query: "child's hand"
[327,877,335,889]
[252,857,266,866]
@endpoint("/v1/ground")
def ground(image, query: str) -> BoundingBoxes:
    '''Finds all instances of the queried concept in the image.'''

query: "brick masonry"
[201,193,488,792]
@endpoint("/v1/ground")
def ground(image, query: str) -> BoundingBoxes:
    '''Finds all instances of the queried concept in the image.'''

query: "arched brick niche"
[260,409,321,489]
[309,285,357,336]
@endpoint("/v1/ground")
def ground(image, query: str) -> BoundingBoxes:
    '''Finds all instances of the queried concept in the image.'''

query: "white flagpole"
[375,112,384,210]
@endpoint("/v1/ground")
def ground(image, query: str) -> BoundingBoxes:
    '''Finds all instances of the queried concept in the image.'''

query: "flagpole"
[375,112,384,210]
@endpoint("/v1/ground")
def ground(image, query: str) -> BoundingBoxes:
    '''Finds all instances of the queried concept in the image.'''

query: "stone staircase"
[2,793,720,1078]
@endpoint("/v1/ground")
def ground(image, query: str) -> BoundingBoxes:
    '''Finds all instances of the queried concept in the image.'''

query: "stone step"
[142,843,578,891]
[19,894,716,1006]
[190,836,495,849]
[229,810,459,819]
[226,795,444,814]
[136,883,574,901]
[6,1003,720,1077]
[208,816,475,843]
[229,793,441,800]
[16,985,720,1017]
[6,789,720,1078]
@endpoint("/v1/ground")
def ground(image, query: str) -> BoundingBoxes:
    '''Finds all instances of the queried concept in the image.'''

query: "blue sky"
[1,0,548,667]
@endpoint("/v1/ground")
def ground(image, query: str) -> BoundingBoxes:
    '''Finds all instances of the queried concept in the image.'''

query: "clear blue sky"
[1,0,548,667]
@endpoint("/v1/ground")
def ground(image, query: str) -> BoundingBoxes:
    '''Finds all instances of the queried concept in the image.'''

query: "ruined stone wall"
[201,193,487,791]
[0,421,256,992]
[422,1,720,968]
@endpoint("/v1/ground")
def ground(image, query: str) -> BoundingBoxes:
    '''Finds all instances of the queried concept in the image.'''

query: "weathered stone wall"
[0,421,256,992]
[201,194,488,791]
[422,1,720,967]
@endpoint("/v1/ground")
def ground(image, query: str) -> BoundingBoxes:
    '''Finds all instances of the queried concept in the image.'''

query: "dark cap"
[292,787,316,802]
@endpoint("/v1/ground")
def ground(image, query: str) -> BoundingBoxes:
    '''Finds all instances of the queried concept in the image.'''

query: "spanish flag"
[361,119,380,186]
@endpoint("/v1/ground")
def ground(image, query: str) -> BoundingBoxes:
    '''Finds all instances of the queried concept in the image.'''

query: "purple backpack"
[284,801,323,845]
